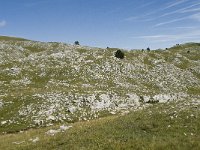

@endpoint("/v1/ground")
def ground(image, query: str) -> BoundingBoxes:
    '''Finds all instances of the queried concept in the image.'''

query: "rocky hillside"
[0,36,200,133]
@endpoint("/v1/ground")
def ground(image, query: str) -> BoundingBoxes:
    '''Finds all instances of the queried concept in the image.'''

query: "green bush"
[115,50,124,59]
[74,41,80,45]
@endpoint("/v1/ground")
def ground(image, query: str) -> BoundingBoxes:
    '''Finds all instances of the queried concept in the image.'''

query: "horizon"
[1,0,200,49]
[0,35,198,50]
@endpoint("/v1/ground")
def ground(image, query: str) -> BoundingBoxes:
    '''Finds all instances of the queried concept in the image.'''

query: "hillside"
[0,100,199,150]
[0,36,200,134]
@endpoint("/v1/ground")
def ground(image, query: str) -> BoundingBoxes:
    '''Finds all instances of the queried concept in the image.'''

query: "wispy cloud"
[132,29,200,42]
[137,1,157,9]
[180,7,200,13]
[164,0,189,9]
[154,11,200,27]
[160,2,200,17]
[125,0,200,23]
[173,26,198,29]
[190,13,200,21]
[154,17,188,27]
[153,0,190,15]
[0,20,6,28]
[123,1,159,21]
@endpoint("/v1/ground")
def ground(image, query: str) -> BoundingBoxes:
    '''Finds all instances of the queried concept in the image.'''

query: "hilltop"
[0,36,200,133]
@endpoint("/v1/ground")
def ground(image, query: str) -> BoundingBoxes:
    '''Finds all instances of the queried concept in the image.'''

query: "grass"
[0,36,29,41]
[24,46,45,53]
[188,87,200,95]
[0,100,199,150]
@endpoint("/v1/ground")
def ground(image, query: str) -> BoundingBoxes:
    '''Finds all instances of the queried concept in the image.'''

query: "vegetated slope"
[0,100,199,150]
[0,36,200,133]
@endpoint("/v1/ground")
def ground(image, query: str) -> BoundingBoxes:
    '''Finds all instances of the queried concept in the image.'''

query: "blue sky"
[0,0,200,49]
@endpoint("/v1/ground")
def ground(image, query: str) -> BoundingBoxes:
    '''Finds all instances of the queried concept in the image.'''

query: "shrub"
[115,50,124,59]
[147,47,150,51]
[139,96,144,103]
[74,41,80,45]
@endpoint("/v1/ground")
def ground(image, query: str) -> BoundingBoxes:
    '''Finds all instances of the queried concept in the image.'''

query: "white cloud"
[174,26,197,29]
[137,1,157,9]
[154,17,187,27]
[161,2,200,17]
[164,0,189,9]
[190,13,200,21]
[181,7,200,13]
[136,35,168,39]
[123,1,157,22]
[132,29,200,42]
[0,20,6,28]
[142,2,200,21]
[125,1,200,22]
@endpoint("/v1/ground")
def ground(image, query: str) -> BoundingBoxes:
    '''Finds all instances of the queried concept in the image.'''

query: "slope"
[0,36,200,134]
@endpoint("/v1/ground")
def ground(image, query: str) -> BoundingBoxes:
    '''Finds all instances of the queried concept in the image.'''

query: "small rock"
[0,101,3,108]
[121,110,129,116]
[46,123,54,127]
[46,129,60,136]
[1,121,7,125]
[60,125,72,131]
[33,119,44,126]
[190,114,194,117]
[29,137,39,143]
[110,111,116,115]
[68,106,76,114]
[12,141,25,145]
[47,115,56,121]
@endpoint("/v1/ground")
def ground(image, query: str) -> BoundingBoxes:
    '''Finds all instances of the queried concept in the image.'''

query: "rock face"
[0,36,200,131]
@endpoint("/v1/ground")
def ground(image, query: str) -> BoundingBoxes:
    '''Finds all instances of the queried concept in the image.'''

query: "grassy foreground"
[0,100,199,150]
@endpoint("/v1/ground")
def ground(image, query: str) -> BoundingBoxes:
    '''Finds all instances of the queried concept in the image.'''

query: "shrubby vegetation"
[74,41,80,45]
[115,50,124,59]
